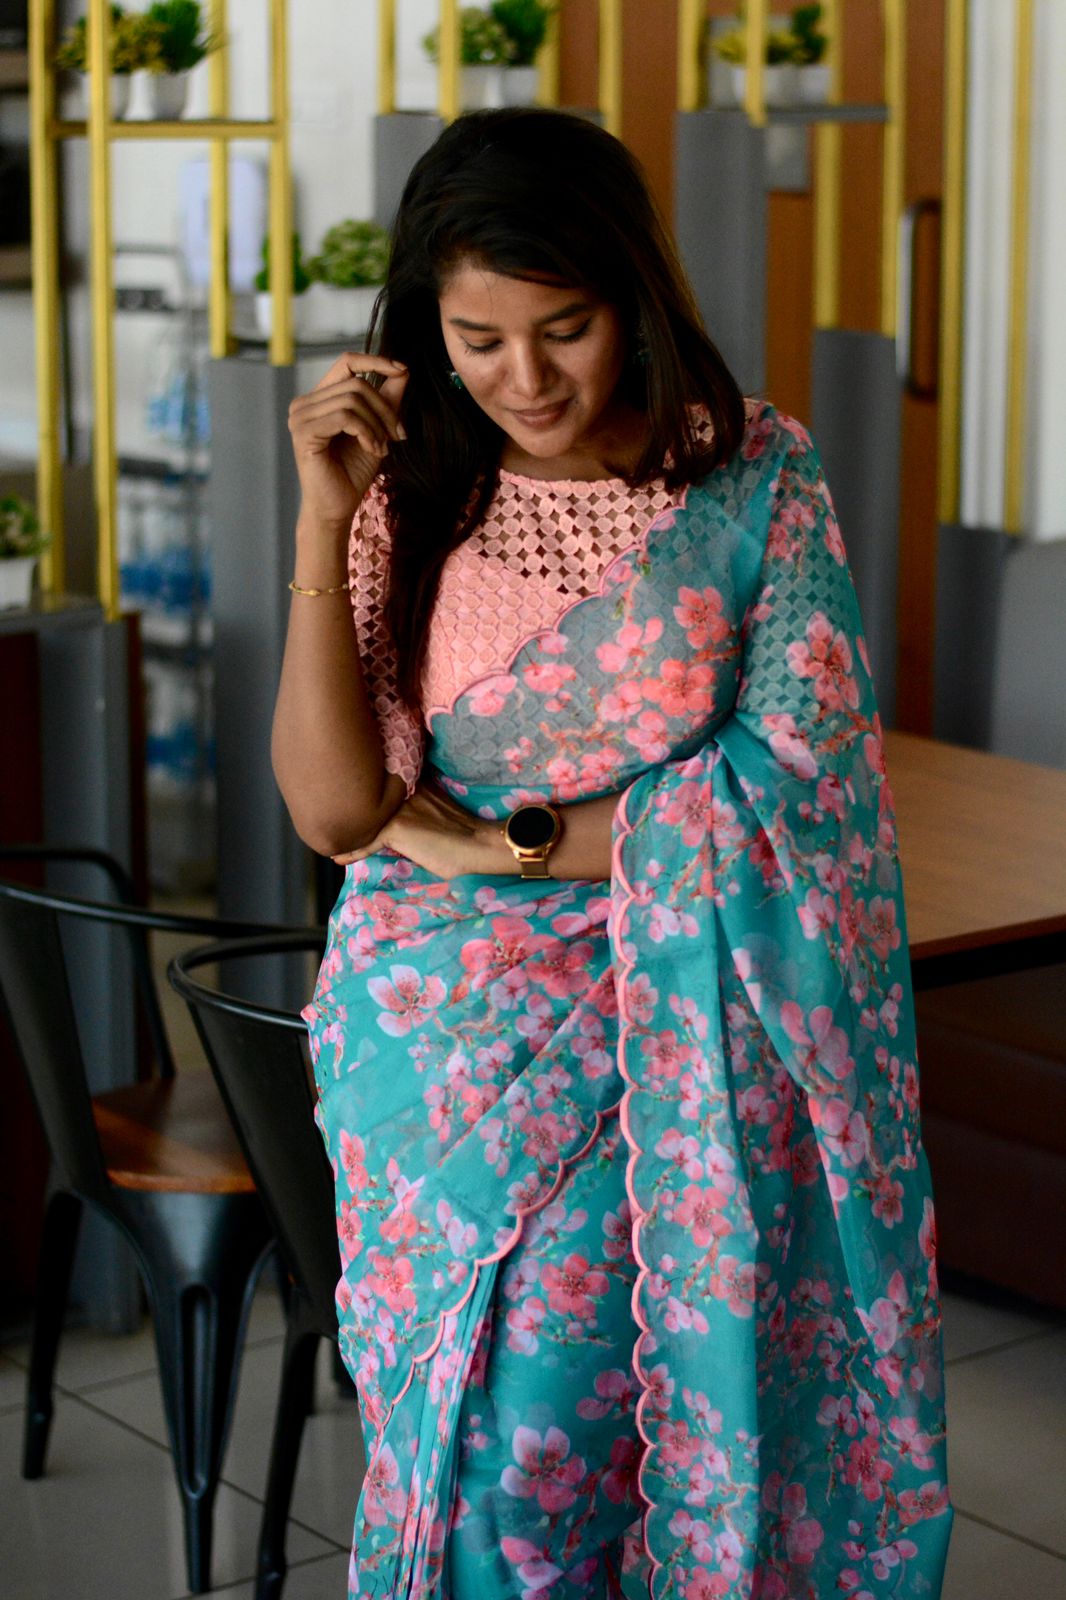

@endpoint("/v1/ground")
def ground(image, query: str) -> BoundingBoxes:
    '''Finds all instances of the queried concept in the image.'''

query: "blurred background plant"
[488,0,554,67]
[711,3,828,66]
[0,495,51,560]
[308,220,390,289]
[54,5,147,74]
[422,5,516,66]
[139,0,223,75]
[254,232,312,296]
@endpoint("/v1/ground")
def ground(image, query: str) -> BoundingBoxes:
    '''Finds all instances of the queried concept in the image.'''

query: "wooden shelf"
[0,244,32,286]
[0,49,29,91]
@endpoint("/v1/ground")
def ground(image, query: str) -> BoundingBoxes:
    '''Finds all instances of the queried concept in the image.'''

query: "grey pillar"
[207,355,309,1004]
[811,330,902,727]
[0,599,140,1332]
[933,522,1010,750]
[374,113,444,229]
[675,110,768,395]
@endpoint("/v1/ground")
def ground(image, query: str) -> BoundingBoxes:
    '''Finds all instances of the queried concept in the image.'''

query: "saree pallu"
[304,405,953,1600]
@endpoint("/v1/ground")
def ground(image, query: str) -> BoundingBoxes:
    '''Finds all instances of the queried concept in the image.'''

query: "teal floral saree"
[304,403,953,1600]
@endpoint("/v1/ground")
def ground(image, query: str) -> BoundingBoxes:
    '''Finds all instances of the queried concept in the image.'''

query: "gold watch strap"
[517,856,552,879]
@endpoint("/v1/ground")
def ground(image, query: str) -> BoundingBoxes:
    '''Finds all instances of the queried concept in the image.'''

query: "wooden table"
[884,731,1066,988]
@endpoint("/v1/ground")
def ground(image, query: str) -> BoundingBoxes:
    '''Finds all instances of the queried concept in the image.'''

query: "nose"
[507,341,554,401]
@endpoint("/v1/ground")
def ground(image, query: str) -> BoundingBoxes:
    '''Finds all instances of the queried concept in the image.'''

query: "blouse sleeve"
[348,481,425,797]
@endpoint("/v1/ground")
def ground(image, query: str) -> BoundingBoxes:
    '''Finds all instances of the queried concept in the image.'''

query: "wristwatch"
[502,802,562,878]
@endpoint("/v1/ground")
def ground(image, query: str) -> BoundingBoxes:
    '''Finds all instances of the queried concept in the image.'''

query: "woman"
[274,109,952,1600]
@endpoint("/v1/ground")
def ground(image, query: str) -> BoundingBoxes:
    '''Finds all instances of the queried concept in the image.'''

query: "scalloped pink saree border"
[608,782,665,1598]
[359,1099,627,1589]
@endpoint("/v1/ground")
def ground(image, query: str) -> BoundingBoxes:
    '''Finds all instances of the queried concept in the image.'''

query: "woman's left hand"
[330,779,510,879]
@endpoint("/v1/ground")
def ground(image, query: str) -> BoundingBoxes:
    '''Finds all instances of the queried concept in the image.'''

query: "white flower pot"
[500,66,539,107]
[0,556,37,609]
[77,73,132,120]
[793,64,832,106]
[320,284,382,338]
[730,64,797,109]
[145,72,189,120]
[461,65,504,109]
[254,291,310,340]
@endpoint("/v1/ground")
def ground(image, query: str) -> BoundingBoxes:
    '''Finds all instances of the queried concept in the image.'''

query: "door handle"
[897,198,941,399]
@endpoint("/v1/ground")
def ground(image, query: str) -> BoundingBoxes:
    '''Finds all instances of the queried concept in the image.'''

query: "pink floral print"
[304,403,952,1600]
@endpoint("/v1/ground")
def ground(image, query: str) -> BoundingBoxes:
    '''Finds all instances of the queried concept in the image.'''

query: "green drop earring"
[449,369,465,390]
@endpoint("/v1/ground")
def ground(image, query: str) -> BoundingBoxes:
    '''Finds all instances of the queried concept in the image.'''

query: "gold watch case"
[502,803,562,878]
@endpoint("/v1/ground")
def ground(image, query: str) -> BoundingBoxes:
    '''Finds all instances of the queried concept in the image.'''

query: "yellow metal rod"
[880,0,905,339]
[53,118,279,139]
[937,0,967,526]
[813,0,843,330]
[439,0,459,124]
[1004,0,1033,536]
[208,0,233,360]
[87,0,119,618]
[378,0,396,115]
[268,0,293,367]
[30,0,65,593]
[537,3,560,107]
[676,0,703,113]
[743,0,768,128]
[598,0,623,137]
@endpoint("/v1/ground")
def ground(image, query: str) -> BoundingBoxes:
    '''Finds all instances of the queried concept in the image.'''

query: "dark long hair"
[373,108,745,705]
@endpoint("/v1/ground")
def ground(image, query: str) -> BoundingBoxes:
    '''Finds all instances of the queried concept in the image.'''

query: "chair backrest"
[169,934,339,1333]
[0,886,109,1196]
[0,848,318,1201]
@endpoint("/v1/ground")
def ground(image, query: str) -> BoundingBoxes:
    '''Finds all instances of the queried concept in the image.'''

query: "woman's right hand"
[287,351,409,532]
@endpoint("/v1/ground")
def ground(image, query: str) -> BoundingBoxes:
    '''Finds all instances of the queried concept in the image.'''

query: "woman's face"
[438,261,636,472]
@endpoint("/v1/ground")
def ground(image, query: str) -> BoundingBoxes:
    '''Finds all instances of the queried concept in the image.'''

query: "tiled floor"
[1,1278,1064,1599]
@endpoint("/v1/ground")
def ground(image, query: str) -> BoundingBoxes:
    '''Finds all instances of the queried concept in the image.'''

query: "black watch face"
[509,806,556,849]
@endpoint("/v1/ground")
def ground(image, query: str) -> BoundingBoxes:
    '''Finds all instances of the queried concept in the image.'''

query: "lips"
[511,399,571,428]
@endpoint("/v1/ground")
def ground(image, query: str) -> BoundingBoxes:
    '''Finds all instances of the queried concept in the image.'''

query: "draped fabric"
[303,403,953,1600]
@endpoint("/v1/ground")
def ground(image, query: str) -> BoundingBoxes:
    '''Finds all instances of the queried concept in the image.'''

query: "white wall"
[961,0,1066,542]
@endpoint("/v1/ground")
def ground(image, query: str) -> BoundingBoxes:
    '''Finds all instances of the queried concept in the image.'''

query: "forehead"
[438,262,593,323]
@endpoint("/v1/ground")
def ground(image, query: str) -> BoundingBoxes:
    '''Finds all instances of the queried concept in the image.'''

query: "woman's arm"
[329,781,618,880]
[271,352,410,855]
[271,510,408,856]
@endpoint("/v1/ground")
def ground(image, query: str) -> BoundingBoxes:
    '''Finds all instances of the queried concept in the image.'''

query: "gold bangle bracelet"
[288,578,354,597]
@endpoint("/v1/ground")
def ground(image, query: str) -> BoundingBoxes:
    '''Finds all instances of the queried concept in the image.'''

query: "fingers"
[313,351,407,391]
[291,368,408,453]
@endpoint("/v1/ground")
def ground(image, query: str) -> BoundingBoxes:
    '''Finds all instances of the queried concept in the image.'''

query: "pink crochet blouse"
[348,409,718,794]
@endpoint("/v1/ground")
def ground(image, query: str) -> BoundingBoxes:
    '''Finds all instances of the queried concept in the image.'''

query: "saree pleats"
[304,403,952,1600]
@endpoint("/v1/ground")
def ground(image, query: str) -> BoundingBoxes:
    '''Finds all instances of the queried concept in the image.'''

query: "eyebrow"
[447,299,593,332]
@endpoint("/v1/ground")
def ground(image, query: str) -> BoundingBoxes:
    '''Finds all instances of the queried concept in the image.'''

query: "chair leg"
[133,1191,270,1595]
[256,1319,320,1600]
[22,1189,83,1480]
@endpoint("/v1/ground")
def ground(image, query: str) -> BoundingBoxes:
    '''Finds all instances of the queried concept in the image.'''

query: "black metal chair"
[169,931,348,1600]
[0,844,317,1594]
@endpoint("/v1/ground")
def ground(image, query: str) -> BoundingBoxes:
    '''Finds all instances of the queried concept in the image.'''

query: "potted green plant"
[789,4,830,104]
[139,0,223,120]
[253,232,312,340]
[422,6,516,110]
[307,220,390,338]
[491,0,553,106]
[0,495,51,609]
[709,16,798,109]
[54,5,146,121]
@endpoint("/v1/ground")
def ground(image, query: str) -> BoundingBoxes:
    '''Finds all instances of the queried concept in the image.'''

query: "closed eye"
[460,319,593,357]
[547,320,591,345]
